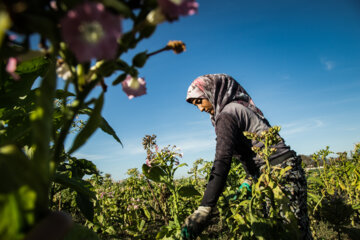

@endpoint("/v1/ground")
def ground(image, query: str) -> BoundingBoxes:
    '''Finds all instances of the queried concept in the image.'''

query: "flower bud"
[167,40,186,54]
[146,8,166,25]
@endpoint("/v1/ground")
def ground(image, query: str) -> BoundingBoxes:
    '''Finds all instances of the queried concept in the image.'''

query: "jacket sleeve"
[200,113,240,207]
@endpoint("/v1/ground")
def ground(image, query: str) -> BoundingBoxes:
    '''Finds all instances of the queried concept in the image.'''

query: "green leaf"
[174,163,188,170]
[178,185,201,197]
[307,192,322,204]
[16,56,50,76]
[156,225,169,239]
[0,192,21,239]
[142,164,167,183]
[97,214,104,224]
[25,58,55,217]
[76,193,94,222]
[132,51,148,68]
[112,73,127,85]
[54,173,96,199]
[0,145,35,193]
[105,226,116,234]
[138,219,145,231]
[71,157,99,177]
[0,10,11,46]
[96,60,117,77]
[143,207,151,220]
[0,185,37,240]
[68,93,104,154]
[99,117,123,146]
[63,223,100,240]
[103,0,132,17]
[55,89,75,99]
[0,57,50,108]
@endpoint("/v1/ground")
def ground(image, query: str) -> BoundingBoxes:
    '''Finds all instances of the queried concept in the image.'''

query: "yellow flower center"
[79,21,104,43]
[128,77,140,90]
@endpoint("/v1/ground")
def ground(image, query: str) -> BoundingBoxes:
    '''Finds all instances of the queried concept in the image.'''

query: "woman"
[181,74,312,239]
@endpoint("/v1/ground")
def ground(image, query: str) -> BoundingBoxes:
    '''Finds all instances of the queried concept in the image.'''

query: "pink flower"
[6,57,20,80]
[145,159,151,167]
[157,0,198,21]
[121,75,147,99]
[133,205,139,210]
[99,192,105,199]
[56,59,72,80]
[50,1,58,10]
[60,2,122,62]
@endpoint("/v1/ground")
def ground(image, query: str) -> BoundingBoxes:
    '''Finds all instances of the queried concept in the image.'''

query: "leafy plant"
[0,0,197,239]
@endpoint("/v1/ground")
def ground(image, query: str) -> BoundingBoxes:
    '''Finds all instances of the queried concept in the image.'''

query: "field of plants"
[0,0,359,239]
[47,134,360,240]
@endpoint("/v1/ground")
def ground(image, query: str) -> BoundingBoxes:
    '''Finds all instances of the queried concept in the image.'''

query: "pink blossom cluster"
[145,158,152,167]
[127,198,141,211]
[158,0,199,21]
[58,1,198,100]
[99,190,115,199]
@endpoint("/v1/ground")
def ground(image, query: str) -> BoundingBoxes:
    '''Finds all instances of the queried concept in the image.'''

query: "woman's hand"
[181,206,212,239]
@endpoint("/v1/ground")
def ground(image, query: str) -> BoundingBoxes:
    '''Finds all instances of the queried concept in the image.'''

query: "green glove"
[181,206,212,240]
[231,179,252,201]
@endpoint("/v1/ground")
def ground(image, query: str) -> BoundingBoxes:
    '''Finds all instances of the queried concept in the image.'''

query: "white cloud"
[281,119,324,136]
[73,153,108,161]
[168,138,215,152]
[320,58,335,70]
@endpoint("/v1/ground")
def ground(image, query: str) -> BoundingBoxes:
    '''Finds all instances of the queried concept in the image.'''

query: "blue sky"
[70,0,360,179]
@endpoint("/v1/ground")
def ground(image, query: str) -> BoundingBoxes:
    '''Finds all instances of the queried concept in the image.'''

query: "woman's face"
[191,98,214,115]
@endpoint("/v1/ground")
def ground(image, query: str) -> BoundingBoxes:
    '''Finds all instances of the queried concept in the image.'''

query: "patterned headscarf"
[186,73,264,125]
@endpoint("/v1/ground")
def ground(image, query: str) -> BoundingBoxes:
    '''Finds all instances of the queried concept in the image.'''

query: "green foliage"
[1,0,192,238]
[307,144,360,239]
[48,137,360,240]
[215,127,301,239]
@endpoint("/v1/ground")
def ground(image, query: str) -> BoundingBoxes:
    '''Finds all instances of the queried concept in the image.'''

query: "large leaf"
[0,10,11,46]
[99,117,122,146]
[54,173,96,199]
[0,185,37,240]
[0,145,35,193]
[15,56,50,75]
[68,93,104,154]
[55,89,75,99]
[76,193,94,222]
[28,57,56,218]
[142,164,167,183]
[0,192,21,239]
[178,185,201,197]
[0,56,49,108]
[103,0,132,17]
[68,157,99,178]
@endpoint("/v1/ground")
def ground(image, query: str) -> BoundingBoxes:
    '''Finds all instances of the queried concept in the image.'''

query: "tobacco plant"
[141,135,202,239]
[0,0,198,239]
[307,144,360,239]
[218,126,300,239]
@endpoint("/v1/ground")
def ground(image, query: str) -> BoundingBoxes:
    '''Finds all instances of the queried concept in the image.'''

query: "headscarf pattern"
[186,73,264,125]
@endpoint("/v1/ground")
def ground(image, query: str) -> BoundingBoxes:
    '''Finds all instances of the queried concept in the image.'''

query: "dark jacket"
[200,102,291,207]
